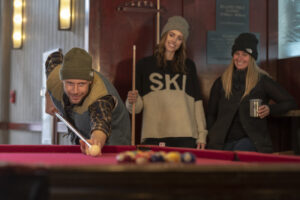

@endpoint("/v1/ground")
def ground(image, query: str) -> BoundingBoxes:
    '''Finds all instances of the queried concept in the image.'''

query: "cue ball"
[89,145,100,156]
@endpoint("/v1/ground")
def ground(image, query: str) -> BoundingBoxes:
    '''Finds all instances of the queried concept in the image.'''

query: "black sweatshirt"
[126,56,207,144]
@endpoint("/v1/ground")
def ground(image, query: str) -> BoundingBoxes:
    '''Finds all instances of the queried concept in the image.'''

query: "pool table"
[1,145,300,200]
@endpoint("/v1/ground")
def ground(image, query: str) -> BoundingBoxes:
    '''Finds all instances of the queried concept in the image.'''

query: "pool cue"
[131,45,136,145]
[156,0,160,44]
[55,112,91,148]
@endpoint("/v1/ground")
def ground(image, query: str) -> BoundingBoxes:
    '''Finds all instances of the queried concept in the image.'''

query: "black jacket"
[207,73,298,153]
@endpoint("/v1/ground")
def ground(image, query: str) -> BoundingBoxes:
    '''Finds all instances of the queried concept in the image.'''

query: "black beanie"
[231,33,258,60]
[60,48,94,81]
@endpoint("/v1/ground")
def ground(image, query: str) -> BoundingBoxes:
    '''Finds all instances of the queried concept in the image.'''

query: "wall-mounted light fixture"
[58,0,72,30]
[12,0,24,49]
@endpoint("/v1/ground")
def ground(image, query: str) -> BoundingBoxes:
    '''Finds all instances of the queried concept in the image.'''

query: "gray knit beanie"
[161,16,189,41]
[60,48,94,81]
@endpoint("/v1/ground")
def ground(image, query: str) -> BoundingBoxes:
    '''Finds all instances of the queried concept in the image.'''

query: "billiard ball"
[89,145,100,157]
[135,156,149,164]
[165,151,181,163]
[150,152,165,162]
[181,152,196,163]
[125,151,136,161]
[116,153,126,163]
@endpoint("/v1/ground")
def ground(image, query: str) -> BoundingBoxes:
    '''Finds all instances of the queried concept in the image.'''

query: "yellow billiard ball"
[165,151,181,163]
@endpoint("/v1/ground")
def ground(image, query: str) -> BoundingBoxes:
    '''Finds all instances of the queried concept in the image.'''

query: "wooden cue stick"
[131,45,136,145]
[156,0,160,45]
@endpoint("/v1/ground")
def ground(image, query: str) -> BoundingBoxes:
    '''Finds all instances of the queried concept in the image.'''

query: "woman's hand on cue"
[127,90,138,104]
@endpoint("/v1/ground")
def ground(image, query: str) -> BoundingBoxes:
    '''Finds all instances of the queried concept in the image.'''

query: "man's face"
[63,79,91,104]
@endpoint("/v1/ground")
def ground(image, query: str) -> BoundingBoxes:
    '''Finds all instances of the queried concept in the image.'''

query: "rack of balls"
[116,150,196,164]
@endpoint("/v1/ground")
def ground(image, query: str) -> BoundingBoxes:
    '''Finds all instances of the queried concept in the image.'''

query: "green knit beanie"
[161,16,190,41]
[60,47,94,81]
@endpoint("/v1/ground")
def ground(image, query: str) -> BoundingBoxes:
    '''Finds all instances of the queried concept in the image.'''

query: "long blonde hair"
[221,56,269,99]
[154,32,187,73]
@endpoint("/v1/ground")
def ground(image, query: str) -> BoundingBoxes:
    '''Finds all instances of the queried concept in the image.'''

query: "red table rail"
[1,145,300,200]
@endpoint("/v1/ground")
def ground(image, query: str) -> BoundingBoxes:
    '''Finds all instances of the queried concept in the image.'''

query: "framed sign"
[216,0,249,32]
[207,31,260,64]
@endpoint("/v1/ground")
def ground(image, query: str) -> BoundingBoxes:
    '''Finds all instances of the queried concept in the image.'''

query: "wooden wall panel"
[184,0,220,108]
[267,0,278,79]
[277,57,300,106]
[250,0,267,70]
[100,2,156,99]
[269,58,300,152]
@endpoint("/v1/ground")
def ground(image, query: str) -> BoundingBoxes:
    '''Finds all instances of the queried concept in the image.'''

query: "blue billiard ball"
[181,152,196,163]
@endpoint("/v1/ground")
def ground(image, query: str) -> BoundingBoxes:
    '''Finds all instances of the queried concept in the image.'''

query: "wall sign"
[216,0,249,32]
[207,0,259,65]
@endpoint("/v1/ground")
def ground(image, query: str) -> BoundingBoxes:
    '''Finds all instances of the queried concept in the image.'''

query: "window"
[278,0,300,59]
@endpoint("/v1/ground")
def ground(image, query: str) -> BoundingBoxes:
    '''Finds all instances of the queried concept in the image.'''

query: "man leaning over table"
[45,47,131,156]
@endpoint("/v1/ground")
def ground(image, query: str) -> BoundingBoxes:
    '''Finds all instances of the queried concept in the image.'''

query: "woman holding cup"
[206,33,297,153]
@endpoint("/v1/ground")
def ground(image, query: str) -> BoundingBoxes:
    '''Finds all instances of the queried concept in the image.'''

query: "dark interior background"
[88,0,299,151]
